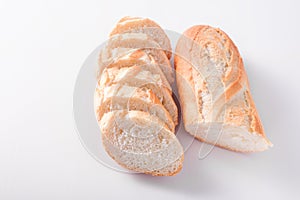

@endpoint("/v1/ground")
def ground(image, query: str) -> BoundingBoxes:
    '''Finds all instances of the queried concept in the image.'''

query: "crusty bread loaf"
[100,110,183,176]
[98,65,178,126]
[94,17,182,176]
[175,25,272,152]
[110,16,172,59]
[98,33,174,84]
[94,84,175,132]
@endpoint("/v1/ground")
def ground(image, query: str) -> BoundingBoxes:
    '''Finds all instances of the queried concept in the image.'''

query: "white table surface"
[1,0,300,199]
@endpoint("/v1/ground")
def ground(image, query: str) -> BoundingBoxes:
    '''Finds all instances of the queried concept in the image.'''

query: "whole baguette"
[175,25,272,152]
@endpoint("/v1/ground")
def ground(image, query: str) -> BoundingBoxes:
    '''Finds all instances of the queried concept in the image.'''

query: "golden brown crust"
[175,25,271,151]
[99,37,174,84]
[99,49,172,92]
[149,155,184,176]
[110,16,172,59]
[110,17,161,35]
[95,92,175,132]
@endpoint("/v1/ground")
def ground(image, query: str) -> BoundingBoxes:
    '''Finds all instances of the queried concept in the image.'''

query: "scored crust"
[110,16,172,59]
[99,50,172,93]
[95,17,183,175]
[97,64,178,126]
[175,25,272,152]
[99,33,174,84]
[94,83,175,132]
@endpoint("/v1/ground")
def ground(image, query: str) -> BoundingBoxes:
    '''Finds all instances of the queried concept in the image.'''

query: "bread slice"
[175,25,272,152]
[98,65,178,126]
[99,50,172,92]
[99,33,174,84]
[101,65,171,93]
[94,84,175,132]
[110,16,172,59]
[99,110,184,176]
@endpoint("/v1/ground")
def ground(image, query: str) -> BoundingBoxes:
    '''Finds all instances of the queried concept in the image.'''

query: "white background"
[1,0,300,199]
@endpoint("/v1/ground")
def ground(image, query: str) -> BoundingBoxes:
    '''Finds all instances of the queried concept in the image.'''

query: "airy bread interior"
[186,123,271,152]
[100,110,183,175]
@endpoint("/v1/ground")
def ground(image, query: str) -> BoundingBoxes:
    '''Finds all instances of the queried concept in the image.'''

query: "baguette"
[95,17,183,176]
[175,25,272,152]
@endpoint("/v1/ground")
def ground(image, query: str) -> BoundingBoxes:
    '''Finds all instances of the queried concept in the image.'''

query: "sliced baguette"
[99,33,174,84]
[98,65,178,126]
[110,16,172,59]
[175,25,272,152]
[101,65,171,93]
[99,50,172,92]
[94,84,175,132]
[99,110,184,176]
